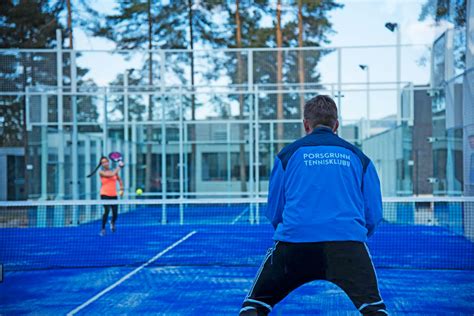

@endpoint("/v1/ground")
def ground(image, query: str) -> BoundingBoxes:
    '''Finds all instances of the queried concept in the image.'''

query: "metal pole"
[255,85,260,224]
[95,139,101,201]
[337,48,343,138]
[84,135,91,222]
[25,87,31,132]
[409,82,414,126]
[248,89,255,225]
[71,50,78,200]
[161,89,167,225]
[71,50,79,226]
[178,88,184,222]
[396,27,401,125]
[179,89,184,200]
[366,66,371,138]
[227,121,231,193]
[84,135,91,200]
[56,29,65,199]
[248,49,253,94]
[124,71,130,198]
[40,94,48,200]
[248,51,255,224]
[103,91,108,154]
[184,121,189,198]
[270,121,274,161]
[131,118,137,195]
[160,50,168,224]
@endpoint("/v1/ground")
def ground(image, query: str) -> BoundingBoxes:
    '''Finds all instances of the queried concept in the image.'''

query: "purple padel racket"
[109,152,123,162]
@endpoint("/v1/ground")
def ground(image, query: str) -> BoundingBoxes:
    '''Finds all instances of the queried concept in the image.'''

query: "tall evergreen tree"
[419,0,466,69]
[0,0,64,198]
[223,0,342,185]
[239,1,342,149]
[292,0,343,121]
[95,0,224,194]
[419,0,466,27]
[224,1,269,192]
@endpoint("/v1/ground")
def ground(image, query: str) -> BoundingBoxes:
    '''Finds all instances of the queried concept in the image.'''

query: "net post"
[95,204,102,221]
[464,201,474,242]
[37,205,47,227]
[84,204,92,223]
[53,205,64,227]
[161,201,167,225]
[180,200,184,225]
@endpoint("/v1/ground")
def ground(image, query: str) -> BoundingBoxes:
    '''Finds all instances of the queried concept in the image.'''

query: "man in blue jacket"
[240,95,387,315]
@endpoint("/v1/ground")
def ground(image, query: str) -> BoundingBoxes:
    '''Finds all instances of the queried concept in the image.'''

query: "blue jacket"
[266,126,383,243]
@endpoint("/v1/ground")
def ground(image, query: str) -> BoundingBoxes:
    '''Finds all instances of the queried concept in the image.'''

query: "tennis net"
[0,197,473,271]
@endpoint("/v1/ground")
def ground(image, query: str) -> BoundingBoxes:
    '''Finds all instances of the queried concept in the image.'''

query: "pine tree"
[223,1,270,192]
[94,0,224,194]
[419,0,466,27]
[0,0,65,199]
[419,0,466,69]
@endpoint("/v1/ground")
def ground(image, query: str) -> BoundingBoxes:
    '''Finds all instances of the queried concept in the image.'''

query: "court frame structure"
[0,29,472,199]
[1,29,438,200]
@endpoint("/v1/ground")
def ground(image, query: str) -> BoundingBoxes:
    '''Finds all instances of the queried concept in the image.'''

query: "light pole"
[359,64,370,139]
[385,22,401,125]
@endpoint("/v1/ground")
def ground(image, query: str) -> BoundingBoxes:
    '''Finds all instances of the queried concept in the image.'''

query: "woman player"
[97,156,124,236]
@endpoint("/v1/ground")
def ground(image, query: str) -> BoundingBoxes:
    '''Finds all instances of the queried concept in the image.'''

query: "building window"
[202,153,227,181]
[202,152,249,181]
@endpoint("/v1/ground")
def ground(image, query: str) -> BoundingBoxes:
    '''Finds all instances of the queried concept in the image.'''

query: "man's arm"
[265,157,285,229]
[362,161,383,238]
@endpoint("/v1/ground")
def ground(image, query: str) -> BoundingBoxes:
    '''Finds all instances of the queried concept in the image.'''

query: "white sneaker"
[100,229,106,236]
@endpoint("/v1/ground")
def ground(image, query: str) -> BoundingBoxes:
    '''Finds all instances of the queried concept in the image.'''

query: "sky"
[72,0,448,122]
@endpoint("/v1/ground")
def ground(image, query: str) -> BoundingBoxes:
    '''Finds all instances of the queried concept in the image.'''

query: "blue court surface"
[1,203,474,315]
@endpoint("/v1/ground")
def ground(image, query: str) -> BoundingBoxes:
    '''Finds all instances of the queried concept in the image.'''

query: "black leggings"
[101,195,118,229]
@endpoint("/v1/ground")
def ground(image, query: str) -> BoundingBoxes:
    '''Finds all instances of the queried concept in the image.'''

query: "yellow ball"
[136,188,143,196]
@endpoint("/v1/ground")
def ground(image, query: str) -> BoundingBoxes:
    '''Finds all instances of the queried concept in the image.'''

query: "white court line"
[67,230,197,316]
[231,207,249,225]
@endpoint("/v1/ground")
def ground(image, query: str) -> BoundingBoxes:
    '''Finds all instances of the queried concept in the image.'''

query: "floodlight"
[385,22,398,32]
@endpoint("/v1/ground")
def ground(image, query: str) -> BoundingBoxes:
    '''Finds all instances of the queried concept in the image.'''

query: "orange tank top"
[100,175,118,197]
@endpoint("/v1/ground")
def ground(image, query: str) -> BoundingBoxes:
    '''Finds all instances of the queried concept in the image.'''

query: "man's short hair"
[303,95,338,129]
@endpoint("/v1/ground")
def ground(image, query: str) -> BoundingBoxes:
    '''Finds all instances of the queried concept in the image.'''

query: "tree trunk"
[297,0,305,136]
[67,0,73,48]
[235,0,248,194]
[188,0,197,195]
[276,0,284,151]
[145,0,153,194]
